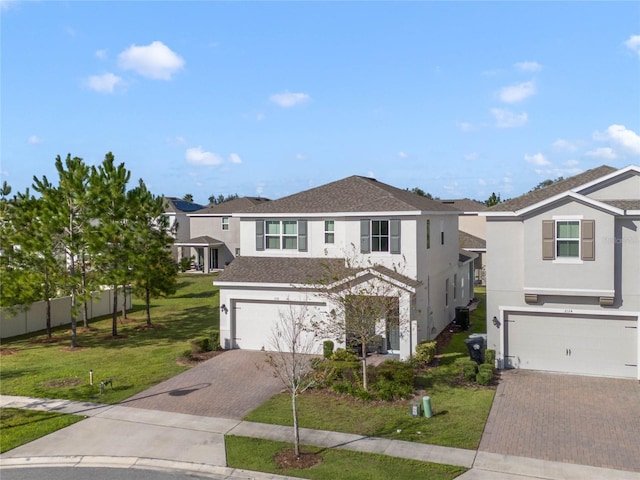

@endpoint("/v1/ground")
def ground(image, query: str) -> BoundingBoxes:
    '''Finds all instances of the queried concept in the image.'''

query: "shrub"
[210,331,222,351]
[415,341,437,365]
[476,369,493,385]
[461,359,478,382]
[478,363,493,374]
[330,348,358,362]
[181,349,193,360]
[484,348,496,366]
[376,360,414,386]
[179,256,194,272]
[323,340,334,359]
[372,379,414,401]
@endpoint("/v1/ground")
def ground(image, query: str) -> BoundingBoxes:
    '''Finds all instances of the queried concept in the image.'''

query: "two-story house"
[163,197,204,261]
[483,165,640,379]
[214,175,475,358]
[176,197,270,273]
[441,199,488,285]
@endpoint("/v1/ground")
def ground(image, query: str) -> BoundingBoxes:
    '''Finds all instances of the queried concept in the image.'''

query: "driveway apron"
[479,369,640,472]
[120,350,283,419]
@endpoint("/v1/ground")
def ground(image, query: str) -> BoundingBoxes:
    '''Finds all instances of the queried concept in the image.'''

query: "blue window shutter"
[256,220,265,251]
[298,220,308,252]
[360,219,370,253]
[390,219,401,254]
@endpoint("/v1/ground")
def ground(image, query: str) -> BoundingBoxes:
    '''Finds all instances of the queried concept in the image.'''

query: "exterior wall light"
[492,316,501,328]
[220,304,228,314]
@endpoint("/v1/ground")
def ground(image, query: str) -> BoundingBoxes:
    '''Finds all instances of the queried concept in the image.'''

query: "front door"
[386,298,400,352]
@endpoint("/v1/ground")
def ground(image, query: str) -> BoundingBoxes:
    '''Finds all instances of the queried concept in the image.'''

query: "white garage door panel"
[505,314,637,378]
[233,301,281,350]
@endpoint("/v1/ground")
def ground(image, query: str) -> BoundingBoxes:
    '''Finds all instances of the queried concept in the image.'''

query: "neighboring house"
[163,197,204,261]
[176,197,270,273]
[214,175,475,358]
[441,199,488,285]
[483,165,640,379]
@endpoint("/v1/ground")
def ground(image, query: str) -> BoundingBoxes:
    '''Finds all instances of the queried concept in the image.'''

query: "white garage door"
[504,313,638,378]
[232,300,324,353]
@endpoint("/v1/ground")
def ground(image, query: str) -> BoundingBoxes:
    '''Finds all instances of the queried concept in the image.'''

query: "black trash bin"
[454,306,470,330]
[464,333,486,364]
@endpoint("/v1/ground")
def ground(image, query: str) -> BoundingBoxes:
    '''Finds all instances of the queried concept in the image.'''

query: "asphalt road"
[1,467,229,480]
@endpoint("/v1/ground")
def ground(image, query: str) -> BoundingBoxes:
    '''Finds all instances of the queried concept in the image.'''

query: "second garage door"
[504,312,637,378]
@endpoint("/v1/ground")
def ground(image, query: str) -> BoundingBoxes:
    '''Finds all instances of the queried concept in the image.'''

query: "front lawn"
[244,290,494,450]
[0,274,219,404]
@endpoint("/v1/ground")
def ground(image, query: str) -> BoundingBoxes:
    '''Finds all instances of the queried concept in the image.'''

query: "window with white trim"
[324,220,335,244]
[556,221,579,258]
[259,219,307,251]
[371,220,389,252]
[222,217,229,230]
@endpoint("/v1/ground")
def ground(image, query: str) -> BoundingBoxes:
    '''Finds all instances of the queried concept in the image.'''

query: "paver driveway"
[480,369,640,472]
[120,350,284,419]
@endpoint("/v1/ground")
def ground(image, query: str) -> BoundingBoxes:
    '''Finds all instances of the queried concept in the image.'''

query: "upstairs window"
[542,219,595,261]
[426,219,431,249]
[556,221,579,258]
[256,219,307,252]
[371,220,389,252]
[222,217,229,230]
[360,219,401,254]
[324,220,335,244]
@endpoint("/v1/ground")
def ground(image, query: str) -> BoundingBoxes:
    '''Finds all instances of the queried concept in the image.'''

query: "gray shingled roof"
[601,199,640,211]
[191,197,270,215]
[175,236,223,245]
[459,250,477,263]
[459,231,486,250]
[243,176,459,214]
[488,165,617,212]
[163,197,204,213]
[216,256,420,288]
[441,199,489,212]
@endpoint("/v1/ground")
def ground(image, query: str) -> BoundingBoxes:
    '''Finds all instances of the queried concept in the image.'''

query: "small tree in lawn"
[314,251,408,391]
[129,180,179,325]
[265,302,318,459]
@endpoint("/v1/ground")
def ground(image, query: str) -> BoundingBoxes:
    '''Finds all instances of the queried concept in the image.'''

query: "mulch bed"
[0,348,19,356]
[133,323,166,331]
[274,447,323,470]
[29,337,64,344]
[176,349,225,366]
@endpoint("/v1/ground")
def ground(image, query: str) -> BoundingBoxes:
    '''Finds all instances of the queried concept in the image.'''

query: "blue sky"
[2,1,639,204]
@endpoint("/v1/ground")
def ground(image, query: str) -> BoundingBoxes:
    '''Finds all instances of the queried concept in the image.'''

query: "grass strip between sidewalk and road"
[225,435,466,480]
[0,408,84,453]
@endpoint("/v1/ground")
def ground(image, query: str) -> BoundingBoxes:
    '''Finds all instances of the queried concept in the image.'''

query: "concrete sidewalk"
[1,395,639,480]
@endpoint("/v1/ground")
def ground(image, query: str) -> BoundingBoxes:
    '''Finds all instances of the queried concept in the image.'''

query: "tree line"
[0,152,178,347]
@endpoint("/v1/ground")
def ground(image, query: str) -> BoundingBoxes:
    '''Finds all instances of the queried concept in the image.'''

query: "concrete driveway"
[120,349,284,419]
[479,369,640,473]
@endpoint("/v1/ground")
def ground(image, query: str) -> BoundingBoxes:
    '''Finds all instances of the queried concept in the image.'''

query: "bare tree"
[265,302,318,459]
[314,250,410,391]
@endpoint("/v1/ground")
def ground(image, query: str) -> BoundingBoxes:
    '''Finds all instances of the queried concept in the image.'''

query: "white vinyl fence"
[0,288,132,339]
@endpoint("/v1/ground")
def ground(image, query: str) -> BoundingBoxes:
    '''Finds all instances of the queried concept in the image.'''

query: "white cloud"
[167,136,187,146]
[491,108,528,128]
[478,178,487,186]
[624,34,640,57]
[269,91,310,108]
[594,124,640,155]
[256,184,264,196]
[586,147,617,160]
[515,61,542,72]
[464,152,479,161]
[229,153,242,164]
[552,138,578,152]
[565,159,579,167]
[499,80,536,103]
[256,112,266,121]
[86,73,124,93]
[185,147,224,166]
[457,121,474,132]
[27,135,43,145]
[118,41,185,80]
[95,49,108,60]
[296,153,306,160]
[525,153,551,166]
[397,151,408,158]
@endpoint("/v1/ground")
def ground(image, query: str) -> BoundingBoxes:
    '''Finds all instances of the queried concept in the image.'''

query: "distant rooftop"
[164,197,205,213]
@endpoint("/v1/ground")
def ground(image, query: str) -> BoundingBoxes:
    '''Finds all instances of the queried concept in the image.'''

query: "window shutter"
[360,219,370,253]
[255,220,265,251]
[581,220,595,261]
[542,220,555,260]
[390,219,401,254]
[298,220,308,252]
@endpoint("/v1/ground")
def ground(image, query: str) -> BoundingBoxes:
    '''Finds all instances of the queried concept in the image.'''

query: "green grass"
[244,290,494,450]
[0,408,84,453]
[0,274,219,403]
[225,436,466,480]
